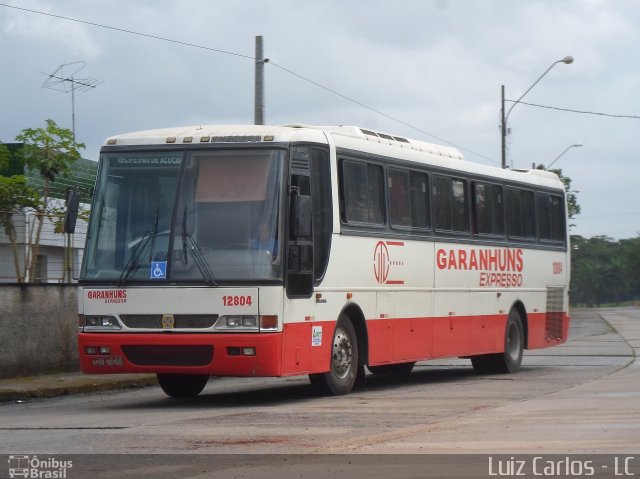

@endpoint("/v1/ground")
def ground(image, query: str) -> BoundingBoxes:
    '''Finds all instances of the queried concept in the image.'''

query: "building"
[0,143,97,283]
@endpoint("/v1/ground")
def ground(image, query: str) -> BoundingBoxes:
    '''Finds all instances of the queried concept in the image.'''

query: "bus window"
[388,168,411,227]
[388,168,429,230]
[473,182,504,237]
[537,193,565,243]
[340,160,385,225]
[410,171,430,229]
[433,175,469,233]
[506,187,535,239]
[310,147,332,283]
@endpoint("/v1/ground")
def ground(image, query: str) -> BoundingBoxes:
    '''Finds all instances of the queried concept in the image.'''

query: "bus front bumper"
[78,332,284,376]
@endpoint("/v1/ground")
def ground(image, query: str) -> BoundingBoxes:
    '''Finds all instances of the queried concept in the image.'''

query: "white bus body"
[78,124,569,396]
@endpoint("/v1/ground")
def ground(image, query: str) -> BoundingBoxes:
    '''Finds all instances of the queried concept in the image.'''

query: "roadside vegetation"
[0,119,84,282]
[571,234,640,307]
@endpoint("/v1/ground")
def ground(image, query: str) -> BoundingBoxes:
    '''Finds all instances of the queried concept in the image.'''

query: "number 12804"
[223,295,253,307]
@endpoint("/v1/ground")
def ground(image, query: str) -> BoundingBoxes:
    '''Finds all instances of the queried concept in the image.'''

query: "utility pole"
[500,56,574,169]
[254,36,265,125]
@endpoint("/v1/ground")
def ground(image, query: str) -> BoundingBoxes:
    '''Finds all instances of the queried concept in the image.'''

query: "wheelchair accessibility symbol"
[150,261,167,279]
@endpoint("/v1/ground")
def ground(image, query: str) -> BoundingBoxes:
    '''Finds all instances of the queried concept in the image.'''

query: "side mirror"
[292,195,312,237]
[63,190,81,234]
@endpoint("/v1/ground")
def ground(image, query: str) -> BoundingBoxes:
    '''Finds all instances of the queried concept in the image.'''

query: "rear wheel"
[471,309,524,374]
[367,362,415,375]
[309,315,359,396]
[157,373,209,398]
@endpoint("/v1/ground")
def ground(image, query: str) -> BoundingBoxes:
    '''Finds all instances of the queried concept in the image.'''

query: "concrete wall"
[0,285,79,378]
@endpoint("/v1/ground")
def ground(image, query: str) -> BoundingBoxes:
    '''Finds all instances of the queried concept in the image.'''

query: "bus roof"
[103,124,564,191]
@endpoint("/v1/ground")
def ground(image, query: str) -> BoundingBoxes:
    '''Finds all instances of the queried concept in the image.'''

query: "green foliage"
[0,175,40,212]
[571,235,640,306]
[0,144,10,171]
[0,175,40,282]
[16,119,84,185]
[2,119,86,282]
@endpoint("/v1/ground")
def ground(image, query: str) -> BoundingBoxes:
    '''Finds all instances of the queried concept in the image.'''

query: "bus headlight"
[214,315,278,331]
[81,315,121,331]
[216,316,259,330]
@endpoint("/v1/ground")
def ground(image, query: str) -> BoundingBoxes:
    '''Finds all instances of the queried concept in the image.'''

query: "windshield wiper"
[118,231,152,286]
[148,202,160,263]
[118,204,160,286]
[181,205,217,285]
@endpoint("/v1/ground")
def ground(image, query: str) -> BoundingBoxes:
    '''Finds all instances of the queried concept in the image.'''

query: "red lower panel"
[78,312,570,377]
[79,332,283,376]
[368,311,569,366]
[281,321,333,375]
[369,315,505,365]
[527,312,571,349]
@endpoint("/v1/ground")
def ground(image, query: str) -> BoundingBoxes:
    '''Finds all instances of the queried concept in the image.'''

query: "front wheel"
[471,309,524,374]
[157,373,209,398]
[309,315,359,396]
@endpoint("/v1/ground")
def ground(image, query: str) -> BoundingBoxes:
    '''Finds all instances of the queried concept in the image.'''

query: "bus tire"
[471,309,524,374]
[157,373,209,398]
[309,315,359,396]
[367,362,415,376]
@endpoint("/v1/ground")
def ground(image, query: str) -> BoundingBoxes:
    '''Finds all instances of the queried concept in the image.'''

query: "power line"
[0,3,254,60]
[505,99,640,120]
[0,2,498,165]
[269,61,498,163]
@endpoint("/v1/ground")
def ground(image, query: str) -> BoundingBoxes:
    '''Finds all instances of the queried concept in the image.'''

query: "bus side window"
[388,168,430,230]
[310,147,332,284]
[473,182,504,237]
[537,193,565,243]
[340,160,385,225]
[388,168,411,227]
[506,187,536,239]
[433,175,469,233]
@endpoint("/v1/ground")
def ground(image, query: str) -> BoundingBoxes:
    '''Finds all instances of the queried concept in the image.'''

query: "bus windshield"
[81,148,285,284]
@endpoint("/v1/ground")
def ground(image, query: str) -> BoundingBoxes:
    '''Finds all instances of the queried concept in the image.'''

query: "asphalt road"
[0,308,638,478]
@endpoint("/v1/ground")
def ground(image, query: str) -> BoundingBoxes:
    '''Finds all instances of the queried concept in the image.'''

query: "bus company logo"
[436,247,525,288]
[86,289,127,304]
[373,241,405,285]
[7,455,73,478]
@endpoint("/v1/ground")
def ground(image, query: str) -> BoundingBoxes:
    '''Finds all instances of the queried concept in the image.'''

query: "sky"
[1,0,639,240]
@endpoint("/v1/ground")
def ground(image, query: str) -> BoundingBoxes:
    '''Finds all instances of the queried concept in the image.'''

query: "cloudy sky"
[1,0,638,240]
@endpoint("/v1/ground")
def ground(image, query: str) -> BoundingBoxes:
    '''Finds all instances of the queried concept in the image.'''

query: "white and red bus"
[76,124,570,397]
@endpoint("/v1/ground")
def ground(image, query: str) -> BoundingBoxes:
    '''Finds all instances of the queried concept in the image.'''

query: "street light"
[501,55,574,169]
[547,143,582,169]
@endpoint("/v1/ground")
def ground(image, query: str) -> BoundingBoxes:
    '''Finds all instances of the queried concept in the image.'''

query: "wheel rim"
[332,327,353,379]
[506,321,522,361]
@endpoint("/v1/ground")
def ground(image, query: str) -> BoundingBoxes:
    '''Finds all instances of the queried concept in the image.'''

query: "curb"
[0,374,157,403]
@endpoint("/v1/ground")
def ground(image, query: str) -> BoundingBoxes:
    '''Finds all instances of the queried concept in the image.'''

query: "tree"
[2,120,85,282]
[570,234,640,306]
[0,175,40,282]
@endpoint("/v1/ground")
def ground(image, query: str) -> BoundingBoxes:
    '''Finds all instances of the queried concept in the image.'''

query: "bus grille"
[122,345,213,366]
[120,314,219,329]
[545,287,565,340]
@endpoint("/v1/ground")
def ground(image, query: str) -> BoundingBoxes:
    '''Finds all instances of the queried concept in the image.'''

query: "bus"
[75,124,570,397]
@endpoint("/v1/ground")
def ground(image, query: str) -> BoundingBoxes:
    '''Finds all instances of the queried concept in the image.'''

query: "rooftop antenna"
[41,61,103,144]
